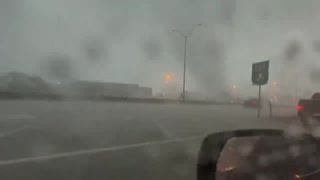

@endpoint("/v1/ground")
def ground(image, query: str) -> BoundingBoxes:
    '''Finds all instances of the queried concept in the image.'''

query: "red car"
[243,98,262,108]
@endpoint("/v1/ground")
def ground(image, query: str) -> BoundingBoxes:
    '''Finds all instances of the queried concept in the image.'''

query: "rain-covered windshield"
[0,0,319,179]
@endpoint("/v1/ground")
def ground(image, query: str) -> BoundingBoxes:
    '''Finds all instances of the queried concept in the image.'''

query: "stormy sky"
[1,0,320,97]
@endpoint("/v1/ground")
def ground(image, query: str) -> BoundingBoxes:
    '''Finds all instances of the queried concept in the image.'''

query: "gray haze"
[1,0,320,97]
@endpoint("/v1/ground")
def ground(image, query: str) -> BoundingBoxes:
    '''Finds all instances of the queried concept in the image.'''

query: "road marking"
[0,135,204,166]
[1,114,35,121]
[0,125,33,138]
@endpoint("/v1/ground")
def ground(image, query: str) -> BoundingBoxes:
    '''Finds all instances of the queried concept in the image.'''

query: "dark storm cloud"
[2,0,320,95]
[100,0,130,40]
[168,30,227,93]
[167,0,230,94]
[188,34,226,93]
[43,53,75,81]
[142,37,163,61]
[283,39,303,62]
[83,37,106,62]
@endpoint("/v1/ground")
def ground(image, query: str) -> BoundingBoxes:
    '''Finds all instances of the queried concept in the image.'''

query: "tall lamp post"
[172,24,202,101]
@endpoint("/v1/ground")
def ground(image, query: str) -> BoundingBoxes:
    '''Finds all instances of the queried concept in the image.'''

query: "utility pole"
[172,24,202,101]
[182,36,187,101]
[258,84,261,118]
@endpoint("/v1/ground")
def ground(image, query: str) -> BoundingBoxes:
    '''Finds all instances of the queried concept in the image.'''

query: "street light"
[231,85,237,98]
[272,81,277,86]
[172,24,202,101]
[164,73,173,84]
[164,73,173,81]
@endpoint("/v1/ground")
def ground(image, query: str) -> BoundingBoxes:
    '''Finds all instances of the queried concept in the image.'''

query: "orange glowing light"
[164,73,173,81]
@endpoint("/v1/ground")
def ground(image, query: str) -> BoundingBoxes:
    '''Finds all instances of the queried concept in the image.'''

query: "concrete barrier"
[268,102,297,119]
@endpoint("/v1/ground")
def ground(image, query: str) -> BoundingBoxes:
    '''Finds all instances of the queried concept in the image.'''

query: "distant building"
[61,80,152,98]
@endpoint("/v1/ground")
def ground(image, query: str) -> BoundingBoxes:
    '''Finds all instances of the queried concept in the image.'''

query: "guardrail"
[0,91,240,105]
[0,91,61,100]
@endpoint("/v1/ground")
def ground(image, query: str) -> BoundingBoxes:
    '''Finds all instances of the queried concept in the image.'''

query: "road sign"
[251,60,269,118]
[252,60,269,85]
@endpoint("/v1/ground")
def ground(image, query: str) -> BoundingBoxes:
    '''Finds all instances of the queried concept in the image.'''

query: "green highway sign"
[252,60,269,85]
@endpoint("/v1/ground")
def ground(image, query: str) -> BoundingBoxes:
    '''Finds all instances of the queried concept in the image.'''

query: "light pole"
[295,73,298,103]
[172,24,202,101]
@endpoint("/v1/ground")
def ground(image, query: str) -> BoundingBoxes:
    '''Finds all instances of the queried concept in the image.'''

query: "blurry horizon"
[1,0,320,97]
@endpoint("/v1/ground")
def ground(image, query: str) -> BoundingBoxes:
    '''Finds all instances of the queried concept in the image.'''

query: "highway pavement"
[0,101,298,180]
